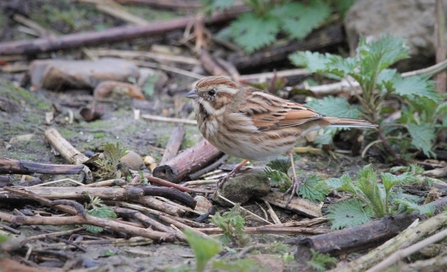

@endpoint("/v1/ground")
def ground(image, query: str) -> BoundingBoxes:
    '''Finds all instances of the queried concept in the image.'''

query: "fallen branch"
[44,128,90,165]
[366,212,447,272]
[160,125,185,164]
[152,139,224,183]
[0,8,248,56]
[0,157,89,176]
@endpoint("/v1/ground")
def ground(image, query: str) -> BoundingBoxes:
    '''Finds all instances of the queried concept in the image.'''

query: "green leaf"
[435,101,447,118]
[300,175,329,202]
[307,249,338,272]
[263,167,291,190]
[279,1,331,40]
[327,199,372,230]
[84,206,117,233]
[212,259,258,271]
[392,76,440,102]
[306,96,362,118]
[356,165,385,217]
[184,229,222,272]
[407,123,435,157]
[395,200,435,216]
[201,0,235,16]
[357,35,409,73]
[381,172,418,192]
[289,51,332,73]
[266,158,291,174]
[327,55,358,77]
[230,13,280,53]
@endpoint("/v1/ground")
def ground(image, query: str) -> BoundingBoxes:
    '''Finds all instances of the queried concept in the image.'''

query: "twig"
[88,48,200,65]
[160,126,186,164]
[264,200,282,224]
[215,192,272,225]
[367,215,447,271]
[188,154,229,180]
[141,114,197,125]
[434,0,446,94]
[145,174,214,193]
[331,211,447,272]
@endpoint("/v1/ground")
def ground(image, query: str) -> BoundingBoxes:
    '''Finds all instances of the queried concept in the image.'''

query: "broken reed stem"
[332,211,447,272]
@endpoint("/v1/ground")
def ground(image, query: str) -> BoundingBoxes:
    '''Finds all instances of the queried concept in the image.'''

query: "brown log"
[229,24,345,72]
[114,0,203,9]
[0,157,85,175]
[289,196,447,261]
[160,125,186,164]
[153,139,224,183]
[0,8,248,56]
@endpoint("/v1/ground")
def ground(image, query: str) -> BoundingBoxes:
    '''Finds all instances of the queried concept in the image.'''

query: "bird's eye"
[208,89,216,96]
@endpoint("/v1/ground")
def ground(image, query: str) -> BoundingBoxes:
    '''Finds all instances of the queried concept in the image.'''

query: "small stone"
[194,195,212,214]
[213,167,270,205]
[120,150,144,170]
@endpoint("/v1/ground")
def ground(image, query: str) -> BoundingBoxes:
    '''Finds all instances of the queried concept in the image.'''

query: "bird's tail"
[323,117,377,129]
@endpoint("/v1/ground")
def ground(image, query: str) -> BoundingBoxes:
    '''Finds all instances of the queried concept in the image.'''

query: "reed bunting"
[186,76,376,203]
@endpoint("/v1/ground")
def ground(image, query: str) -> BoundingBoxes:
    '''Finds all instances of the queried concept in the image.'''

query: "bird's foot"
[284,176,302,206]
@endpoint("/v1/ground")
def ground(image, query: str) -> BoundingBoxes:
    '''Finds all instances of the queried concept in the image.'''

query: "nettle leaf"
[289,51,332,73]
[357,165,385,217]
[435,101,447,118]
[84,206,117,233]
[381,172,415,191]
[300,175,329,202]
[327,199,372,230]
[357,35,409,72]
[407,123,435,157]
[327,56,358,77]
[201,0,234,15]
[395,200,435,216]
[306,96,362,118]
[184,229,222,272]
[307,249,337,272]
[393,76,439,101]
[230,13,279,53]
[279,1,331,40]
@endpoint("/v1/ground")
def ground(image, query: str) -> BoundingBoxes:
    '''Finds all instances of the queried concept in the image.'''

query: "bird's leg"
[284,151,301,206]
[217,159,249,188]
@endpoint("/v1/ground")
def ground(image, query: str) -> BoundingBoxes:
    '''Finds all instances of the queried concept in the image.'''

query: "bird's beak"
[186,89,199,99]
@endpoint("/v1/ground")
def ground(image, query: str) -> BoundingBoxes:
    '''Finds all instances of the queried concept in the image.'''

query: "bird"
[186,76,376,203]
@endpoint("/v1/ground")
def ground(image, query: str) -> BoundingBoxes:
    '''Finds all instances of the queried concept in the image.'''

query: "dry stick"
[216,192,272,225]
[369,225,447,271]
[160,125,186,164]
[132,60,205,79]
[112,207,177,235]
[188,154,229,180]
[435,0,446,94]
[0,157,86,175]
[264,200,282,224]
[239,69,310,82]
[94,2,151,25]
[152,139,224,183]
[20,227,84,245]
[198,226,328,235]
[0,8,248,56]
[145,175,214,194]
[263,191,322,218]
[44,128,90,165]
[89,49,200,65]
[2,187,174,242]
[399,255,447,272]
[141,114,197,125]
[136,196,183,216]
[331,211,447,272]
[114,0,203,9]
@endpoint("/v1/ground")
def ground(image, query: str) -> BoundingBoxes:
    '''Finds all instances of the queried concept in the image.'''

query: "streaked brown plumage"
[186,76,376,200]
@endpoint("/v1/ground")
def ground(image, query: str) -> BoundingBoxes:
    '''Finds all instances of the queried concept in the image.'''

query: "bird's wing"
[236,89,324,131]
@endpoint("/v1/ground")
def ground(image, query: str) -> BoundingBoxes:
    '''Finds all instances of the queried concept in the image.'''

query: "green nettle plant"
[290,35,447,160]
[322,164,435,229]
[201,0,354,53]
